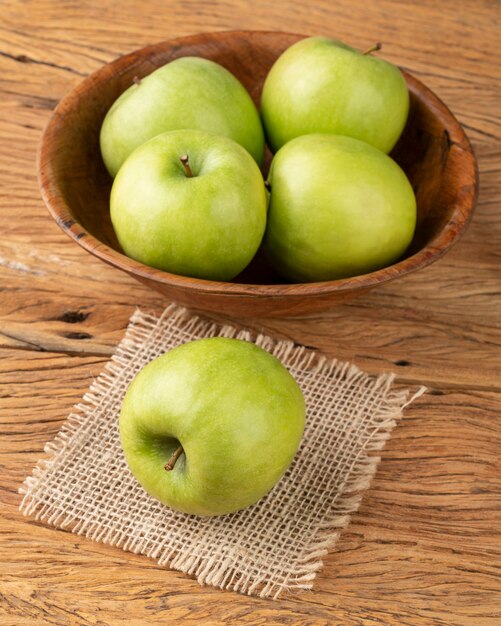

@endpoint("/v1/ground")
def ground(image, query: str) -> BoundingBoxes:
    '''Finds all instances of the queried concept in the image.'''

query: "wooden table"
[1,1,499,624]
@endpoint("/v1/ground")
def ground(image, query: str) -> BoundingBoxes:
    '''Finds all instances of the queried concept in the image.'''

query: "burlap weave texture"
[19,305,423,598]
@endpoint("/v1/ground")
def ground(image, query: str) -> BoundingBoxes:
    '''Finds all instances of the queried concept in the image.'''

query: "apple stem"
[133,75,141,86]
[180,154,194,178]
[362,42,382,56]
[164,445,184,471]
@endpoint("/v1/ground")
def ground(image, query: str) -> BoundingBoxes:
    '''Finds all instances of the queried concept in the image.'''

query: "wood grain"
[1,0,500,624]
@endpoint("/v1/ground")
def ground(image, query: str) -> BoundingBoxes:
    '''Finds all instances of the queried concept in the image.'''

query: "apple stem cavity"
[362,42,382,56]
[164,445,184,471]
[180,154,194,178]
[133,75,141,86]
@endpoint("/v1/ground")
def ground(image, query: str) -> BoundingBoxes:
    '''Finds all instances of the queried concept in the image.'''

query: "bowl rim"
[38,29,479,298]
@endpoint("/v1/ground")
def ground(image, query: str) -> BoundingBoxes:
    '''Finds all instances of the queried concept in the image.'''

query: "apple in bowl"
[100,56,265,177]
[264,134,417,282]
[261,36,409,154]
[110,129,268,281]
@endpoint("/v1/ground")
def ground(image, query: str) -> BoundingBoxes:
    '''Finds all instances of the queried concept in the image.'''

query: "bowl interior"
[42,31,477,290]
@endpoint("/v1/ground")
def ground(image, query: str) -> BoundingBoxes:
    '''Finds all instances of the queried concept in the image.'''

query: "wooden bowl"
[38,30,478,318]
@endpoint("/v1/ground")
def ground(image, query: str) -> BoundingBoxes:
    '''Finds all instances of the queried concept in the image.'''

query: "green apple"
[119,337,306,516]
[101,56,265,177]
[110,129,267,281]
[261,37,409,153]
[264,134,416,282]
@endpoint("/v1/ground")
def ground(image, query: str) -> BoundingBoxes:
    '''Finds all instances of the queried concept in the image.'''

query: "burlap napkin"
[19,304,424,599]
